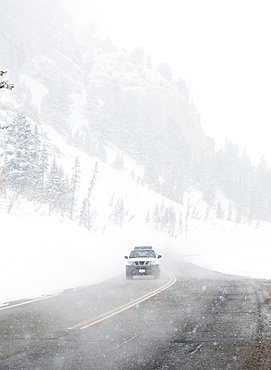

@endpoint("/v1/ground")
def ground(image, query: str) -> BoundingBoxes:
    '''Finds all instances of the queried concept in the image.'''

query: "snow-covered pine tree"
[216,202,224,219]
[79,162,98,230]
[202,185,216,209]
[114,197,125,227]
[3,114,35,197]
[145,209,150,223]
[87,162,98,200]
[227,203,232,221]
[112,154,124,170]
[37,145,49,203]
[46,158,69,214]
[70,157,81,220]
[152,203,160,230]
[58,171,71,216]
[29,125,43,201]
[79,197,89,228]
[179,211,183,235]
[167,206,176,237]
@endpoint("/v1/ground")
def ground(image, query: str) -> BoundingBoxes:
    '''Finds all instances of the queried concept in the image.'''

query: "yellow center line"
[67,268,176,331]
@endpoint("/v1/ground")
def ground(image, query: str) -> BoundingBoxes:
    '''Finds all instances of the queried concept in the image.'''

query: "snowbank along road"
[1,257,271,369]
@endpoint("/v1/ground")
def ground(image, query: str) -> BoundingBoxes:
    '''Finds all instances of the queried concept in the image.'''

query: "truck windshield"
[129,250,155,258]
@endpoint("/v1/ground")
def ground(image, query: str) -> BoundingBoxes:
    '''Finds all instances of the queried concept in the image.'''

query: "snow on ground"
[181,219,271,280]
[2,124,271,305]
[2,189,271,306]
[0,203,175,305]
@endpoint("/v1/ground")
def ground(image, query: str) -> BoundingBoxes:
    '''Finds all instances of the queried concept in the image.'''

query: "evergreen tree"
[146,209,150,223]
[46,158,60,213]
[235,209,242,224]
[46,158,69,214]
[37,145,49,202]
[112,154,124,171]
[3,114,35,197]
[58,169,71,215]
[253,156,271,221]
[165,206,176,236]
[202,185,216,208]
[0,165,6,198]
[216,202,224,219]
[30,125,43,201]
[142,159,160,191]
[79,197,90,228]
[152,203,160,230]
[159,202,166,231]
[227,203,233,221]
[179,211,183,235]
[70,157,81,219]
[87,162,98,199]
[79,162,98,229]
[114,197,125,227]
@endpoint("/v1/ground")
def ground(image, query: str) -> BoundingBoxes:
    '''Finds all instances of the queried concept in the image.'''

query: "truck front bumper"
[126,265,160,276]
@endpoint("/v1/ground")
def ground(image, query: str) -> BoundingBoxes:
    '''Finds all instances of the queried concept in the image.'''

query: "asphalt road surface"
[1,256,271,369]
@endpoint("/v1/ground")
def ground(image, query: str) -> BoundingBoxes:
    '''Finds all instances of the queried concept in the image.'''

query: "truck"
[124,246,162,279]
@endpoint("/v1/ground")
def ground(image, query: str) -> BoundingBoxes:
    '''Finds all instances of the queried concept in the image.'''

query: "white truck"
[124,246,162,279]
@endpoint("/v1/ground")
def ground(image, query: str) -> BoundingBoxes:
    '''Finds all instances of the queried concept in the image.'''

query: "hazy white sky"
[63,0,271,165]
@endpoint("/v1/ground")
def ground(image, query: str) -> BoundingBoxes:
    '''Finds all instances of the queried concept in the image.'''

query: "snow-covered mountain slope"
[1,123,271,306]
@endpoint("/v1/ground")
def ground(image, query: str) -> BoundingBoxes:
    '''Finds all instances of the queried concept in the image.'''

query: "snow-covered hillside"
[1,124,271,307]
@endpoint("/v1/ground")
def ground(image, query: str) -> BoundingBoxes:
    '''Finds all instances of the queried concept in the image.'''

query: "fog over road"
[1,257,271,369]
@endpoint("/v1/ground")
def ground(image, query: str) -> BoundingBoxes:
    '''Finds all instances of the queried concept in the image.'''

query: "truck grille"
[134,261,150,266]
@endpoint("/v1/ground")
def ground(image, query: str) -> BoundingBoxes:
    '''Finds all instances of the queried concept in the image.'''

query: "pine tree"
[146,210,150,223]
[70,157,80,219]
[159,202,167,231]
[165,206,176,236]
[79,162,98,229]
[152,203,160,230]
[37,145,49,203]
[46,158,58,213]
[112,154,124,170]
[216,202,224,219]
[46,158,68,214]
[79,197,90,228]
[0,166,6,198]
[202,185,216,208]
[30,125,43,201]
[179,211,183,235]
[3,114,35,196]
[114,197,125,227]
[87,162,98,200]
[227,203,232,221]
[235,209,242,224]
